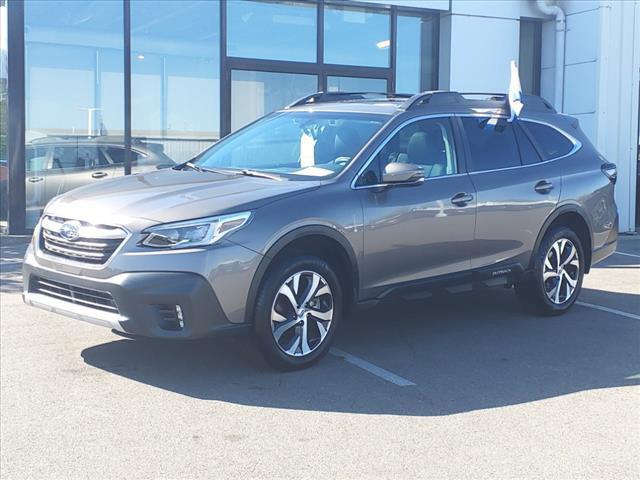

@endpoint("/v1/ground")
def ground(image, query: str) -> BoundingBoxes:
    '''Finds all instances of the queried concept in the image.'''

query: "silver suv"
[22,91,619,370]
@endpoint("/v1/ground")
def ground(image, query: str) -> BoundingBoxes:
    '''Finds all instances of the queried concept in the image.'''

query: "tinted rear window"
[461,117,520,171]
[514,123,541,165]
[522,121,573,160]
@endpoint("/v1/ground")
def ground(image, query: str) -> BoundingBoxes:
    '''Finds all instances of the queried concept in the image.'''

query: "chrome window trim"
[350,112,582,188]
[458,114,582,175]
[35,216,132,271]
[350,113,456,190]
[518,117,582,160]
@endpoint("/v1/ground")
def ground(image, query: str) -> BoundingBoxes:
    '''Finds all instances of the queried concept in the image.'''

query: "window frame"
[351,114,464,190]
[513,121,542,165]
[394,11,440,93]
[220,0,440,135]
[226,0,318,64]
[518,119,579,162]
[49,145,111,173]
[456,115,583,175]
[458,115,523,174]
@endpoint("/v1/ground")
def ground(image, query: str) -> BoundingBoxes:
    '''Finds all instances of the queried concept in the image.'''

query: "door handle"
[534,180,554,194]
[27,176,44,183]
[91,171,108,179]
[451,192,474,206]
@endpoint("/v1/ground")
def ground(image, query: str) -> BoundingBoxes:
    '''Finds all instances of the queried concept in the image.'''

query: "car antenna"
[508,60,523,122]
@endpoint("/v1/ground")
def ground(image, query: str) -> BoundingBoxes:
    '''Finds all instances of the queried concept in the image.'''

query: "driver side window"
[357,117,458,187]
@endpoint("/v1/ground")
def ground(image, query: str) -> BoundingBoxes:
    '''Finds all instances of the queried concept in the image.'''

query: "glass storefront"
[23,0,124,227]
[131,0,220,164]
[5,0,440,232]
[324,5,390,68]
[227,0,316,63]
[231,70,317,131]
[396,14,439,93]
[327,76,387,93]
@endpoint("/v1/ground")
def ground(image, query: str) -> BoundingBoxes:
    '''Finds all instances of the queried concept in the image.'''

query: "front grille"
[40,216,127,265]
[31,276,119,314]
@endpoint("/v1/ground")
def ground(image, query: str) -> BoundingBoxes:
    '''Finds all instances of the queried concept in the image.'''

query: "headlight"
[141,212,252,249]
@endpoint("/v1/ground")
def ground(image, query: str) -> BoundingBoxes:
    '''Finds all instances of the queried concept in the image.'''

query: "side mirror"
[382,162,425,184]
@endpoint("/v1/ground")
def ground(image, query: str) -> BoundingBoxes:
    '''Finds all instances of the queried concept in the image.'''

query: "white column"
[595,0,639,232]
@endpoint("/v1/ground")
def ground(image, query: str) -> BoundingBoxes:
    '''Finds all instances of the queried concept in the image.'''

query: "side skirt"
[356,263,526,307]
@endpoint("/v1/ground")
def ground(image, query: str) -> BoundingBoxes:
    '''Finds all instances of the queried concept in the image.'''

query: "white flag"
[508,60,523,121]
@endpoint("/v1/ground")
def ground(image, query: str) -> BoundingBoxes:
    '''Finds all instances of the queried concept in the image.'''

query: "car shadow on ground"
[81,286,640,416]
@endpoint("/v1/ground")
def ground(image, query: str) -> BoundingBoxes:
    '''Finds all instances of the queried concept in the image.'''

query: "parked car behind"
[0,136,176,219]
[22,91,618,370]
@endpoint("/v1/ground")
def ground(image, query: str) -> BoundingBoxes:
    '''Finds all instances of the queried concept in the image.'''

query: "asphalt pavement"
[1,235,638,479]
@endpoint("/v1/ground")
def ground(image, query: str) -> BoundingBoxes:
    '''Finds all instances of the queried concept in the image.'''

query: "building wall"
[594,0,640,233]
[439,1,546,91]
[438,0,639,232]
[541,0,639,232]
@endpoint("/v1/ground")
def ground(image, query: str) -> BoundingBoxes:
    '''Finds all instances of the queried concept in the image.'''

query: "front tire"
[254,255,342,370]
[516,226,585,315]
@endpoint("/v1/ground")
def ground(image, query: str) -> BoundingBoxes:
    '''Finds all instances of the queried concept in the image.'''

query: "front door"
[355,116,477,295]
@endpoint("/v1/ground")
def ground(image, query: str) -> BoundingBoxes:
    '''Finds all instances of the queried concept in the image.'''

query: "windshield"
[194,111,387,178]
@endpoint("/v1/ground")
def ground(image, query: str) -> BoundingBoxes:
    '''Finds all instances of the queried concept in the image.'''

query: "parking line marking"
[330,348,416,387]
[613,251,640,260]
[576,301,640,321]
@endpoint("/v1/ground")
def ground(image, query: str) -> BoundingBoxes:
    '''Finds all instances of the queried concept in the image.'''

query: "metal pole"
[7,0,26,233]
[123,0,132,175]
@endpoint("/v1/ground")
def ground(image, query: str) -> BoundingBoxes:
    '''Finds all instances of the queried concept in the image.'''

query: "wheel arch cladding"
[531,206,593,273]
[245,226,359,324]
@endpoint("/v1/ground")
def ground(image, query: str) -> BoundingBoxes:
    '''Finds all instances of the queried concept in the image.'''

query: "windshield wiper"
[236,169,282,181]
[181,162,232,175]
[181,162,281,180]
[181,161,204,172]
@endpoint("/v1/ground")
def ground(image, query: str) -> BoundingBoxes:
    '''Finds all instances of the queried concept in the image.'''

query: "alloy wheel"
[543,238,580,305]
[270,270,334,357]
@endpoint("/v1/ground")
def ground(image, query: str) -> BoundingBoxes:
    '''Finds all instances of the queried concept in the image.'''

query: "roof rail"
[401,91,507,110]
[401,90,555,114]
[285,91,413,109]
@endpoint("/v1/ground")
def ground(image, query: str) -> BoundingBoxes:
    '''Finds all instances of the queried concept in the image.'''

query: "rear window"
[461,117,520,171]
[105,147,141,165]
[514,123,541,165]
[521,121,573,160]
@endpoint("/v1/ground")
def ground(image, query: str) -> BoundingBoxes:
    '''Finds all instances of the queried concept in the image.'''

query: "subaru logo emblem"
[59,221,81,241]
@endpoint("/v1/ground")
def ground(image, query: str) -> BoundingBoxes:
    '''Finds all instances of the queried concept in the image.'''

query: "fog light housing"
[157,304,185,331]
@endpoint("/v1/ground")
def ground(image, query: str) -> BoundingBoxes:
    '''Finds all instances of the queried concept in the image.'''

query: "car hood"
[45,169,321,229]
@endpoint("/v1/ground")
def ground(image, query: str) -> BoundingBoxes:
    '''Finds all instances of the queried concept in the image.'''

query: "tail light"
[601,162,617,184]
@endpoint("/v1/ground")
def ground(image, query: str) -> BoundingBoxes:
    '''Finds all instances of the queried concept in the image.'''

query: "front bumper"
[23,262,245,339]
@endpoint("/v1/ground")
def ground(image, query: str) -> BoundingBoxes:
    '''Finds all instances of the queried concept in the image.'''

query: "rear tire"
[516,226,585,315]
[254,255,342,371]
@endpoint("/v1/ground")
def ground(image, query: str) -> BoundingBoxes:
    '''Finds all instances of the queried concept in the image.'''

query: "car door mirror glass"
[382,162,424,184]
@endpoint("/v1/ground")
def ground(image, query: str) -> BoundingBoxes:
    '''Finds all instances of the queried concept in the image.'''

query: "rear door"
[459,115,563,270]
[47,144,115,198]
